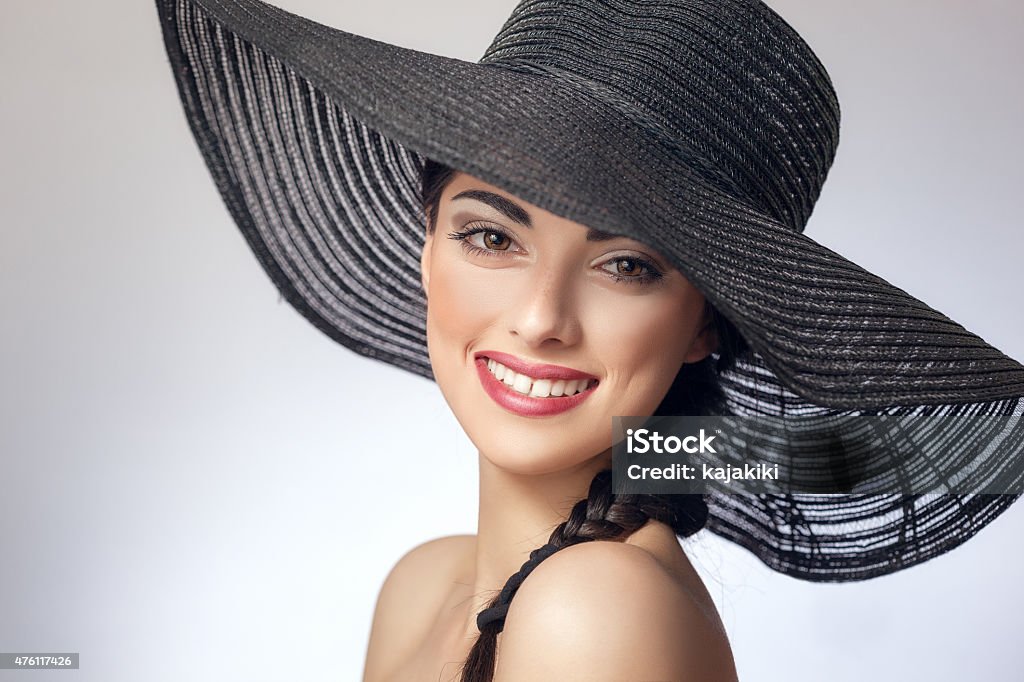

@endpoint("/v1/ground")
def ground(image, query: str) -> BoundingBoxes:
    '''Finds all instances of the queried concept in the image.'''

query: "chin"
[465,417,613,476]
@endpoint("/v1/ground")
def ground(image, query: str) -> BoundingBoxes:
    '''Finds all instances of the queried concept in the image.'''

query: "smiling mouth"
[483,357,598,398]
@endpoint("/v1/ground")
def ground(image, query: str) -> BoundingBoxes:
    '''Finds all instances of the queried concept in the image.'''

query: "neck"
[459,448,612,637]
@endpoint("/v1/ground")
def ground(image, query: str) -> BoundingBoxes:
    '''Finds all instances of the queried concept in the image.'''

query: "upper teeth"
[486,358,594,397]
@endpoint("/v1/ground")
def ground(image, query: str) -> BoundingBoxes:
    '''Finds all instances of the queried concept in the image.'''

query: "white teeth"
[485,358,595,398]
[529,379,552,398]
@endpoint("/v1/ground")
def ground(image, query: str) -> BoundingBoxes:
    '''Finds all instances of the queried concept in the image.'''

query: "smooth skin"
[363,173,737,681]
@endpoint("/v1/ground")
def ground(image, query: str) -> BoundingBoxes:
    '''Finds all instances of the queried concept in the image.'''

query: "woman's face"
[421,172,715,475]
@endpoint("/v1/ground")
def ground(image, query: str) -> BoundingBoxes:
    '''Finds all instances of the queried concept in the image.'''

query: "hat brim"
[156,0,1024,580]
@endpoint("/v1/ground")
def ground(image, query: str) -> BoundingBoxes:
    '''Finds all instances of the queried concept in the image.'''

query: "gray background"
[2,1,1022,680]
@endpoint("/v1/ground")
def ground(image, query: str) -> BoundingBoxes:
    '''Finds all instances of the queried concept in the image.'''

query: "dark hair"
[419,158,747,681]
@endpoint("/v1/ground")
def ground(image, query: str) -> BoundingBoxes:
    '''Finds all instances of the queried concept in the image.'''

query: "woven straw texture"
[155,0,1024,580]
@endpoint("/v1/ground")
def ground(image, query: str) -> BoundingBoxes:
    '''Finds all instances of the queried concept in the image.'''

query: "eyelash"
[446,224,664,286]
[447,224,515,259]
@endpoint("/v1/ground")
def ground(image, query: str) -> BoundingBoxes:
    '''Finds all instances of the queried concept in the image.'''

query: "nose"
[506,264,582,349]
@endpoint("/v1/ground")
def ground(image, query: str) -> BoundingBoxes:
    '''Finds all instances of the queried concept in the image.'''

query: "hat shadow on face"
[419,160,741,419]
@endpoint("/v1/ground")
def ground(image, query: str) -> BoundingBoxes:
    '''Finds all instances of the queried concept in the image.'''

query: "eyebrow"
[451,189,619,242]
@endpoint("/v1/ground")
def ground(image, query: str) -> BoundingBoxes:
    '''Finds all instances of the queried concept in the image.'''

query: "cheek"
[424,251,510,397]
[582,288,698,407]
[425,260,486,347]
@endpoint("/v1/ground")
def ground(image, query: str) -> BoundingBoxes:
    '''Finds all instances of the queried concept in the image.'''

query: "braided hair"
[420,158,747,681]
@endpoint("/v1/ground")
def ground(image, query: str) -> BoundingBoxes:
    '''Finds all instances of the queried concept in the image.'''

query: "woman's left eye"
[600,256,663,285]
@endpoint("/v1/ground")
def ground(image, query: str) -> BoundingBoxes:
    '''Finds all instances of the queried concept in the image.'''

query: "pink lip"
[473,352,599,418]
[475,351,599,382]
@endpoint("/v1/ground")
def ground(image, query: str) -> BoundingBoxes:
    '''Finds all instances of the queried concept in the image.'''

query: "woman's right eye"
[474,230,512,251]
[447,226,519,256]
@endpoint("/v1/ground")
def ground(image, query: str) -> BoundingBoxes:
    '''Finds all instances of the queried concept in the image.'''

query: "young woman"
[363,163,740,680]
[154,0,1024,679]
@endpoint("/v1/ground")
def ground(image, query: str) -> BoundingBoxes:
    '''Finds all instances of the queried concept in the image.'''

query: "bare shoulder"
[379,534,475,606]
[494,541,737,682]
[363,535,475,681]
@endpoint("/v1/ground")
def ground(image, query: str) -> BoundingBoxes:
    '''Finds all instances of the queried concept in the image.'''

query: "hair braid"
[459,471,708,681]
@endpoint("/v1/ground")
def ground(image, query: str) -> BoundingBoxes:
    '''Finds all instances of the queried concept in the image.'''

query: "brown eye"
[483,231,511,250]
[615,258,644,276]
[447,226,520,255]
[599,254,663,286]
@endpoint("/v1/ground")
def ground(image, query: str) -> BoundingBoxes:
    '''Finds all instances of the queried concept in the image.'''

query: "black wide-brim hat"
[156,0,1024,581]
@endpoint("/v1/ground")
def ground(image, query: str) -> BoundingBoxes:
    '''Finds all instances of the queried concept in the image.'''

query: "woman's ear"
[420,228,434,297]
[683,301,719,363]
